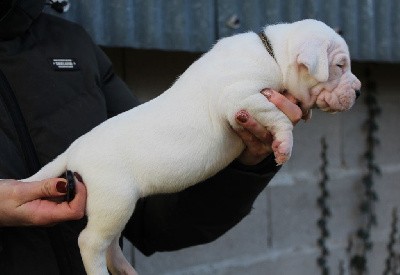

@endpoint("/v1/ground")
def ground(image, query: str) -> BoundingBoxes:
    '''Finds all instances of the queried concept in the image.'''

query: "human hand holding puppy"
[0,89,297,228]
[235,89,303,166]
[0,177,86,227]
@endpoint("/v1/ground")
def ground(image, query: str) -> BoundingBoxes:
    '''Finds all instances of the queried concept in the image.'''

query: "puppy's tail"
[22,151,68,182]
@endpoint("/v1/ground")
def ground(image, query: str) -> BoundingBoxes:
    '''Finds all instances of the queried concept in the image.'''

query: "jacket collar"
[0,0,45,40]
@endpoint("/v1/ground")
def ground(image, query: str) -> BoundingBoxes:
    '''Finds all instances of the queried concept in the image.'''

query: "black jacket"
[0,2,279,274]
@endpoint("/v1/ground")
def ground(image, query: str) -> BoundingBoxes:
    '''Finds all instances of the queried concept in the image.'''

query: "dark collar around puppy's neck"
[258,32,277,63]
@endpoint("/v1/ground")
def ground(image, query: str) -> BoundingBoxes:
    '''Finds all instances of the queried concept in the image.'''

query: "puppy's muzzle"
[355,90,361,99]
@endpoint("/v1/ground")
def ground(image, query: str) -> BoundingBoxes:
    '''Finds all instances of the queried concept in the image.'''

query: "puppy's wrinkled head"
[286,19,361,115]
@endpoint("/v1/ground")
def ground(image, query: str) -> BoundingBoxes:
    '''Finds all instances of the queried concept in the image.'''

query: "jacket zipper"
[0,69,41,176]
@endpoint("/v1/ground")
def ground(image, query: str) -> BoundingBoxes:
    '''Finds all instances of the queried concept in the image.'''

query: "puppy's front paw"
[272,139,292,165]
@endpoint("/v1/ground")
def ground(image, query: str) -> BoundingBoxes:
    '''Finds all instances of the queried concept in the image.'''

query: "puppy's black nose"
[355,90,361,99]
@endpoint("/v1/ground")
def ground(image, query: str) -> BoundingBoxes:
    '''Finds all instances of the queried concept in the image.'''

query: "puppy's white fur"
[23,19,361,274]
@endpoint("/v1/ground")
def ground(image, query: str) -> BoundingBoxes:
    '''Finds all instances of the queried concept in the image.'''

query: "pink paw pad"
[272,139,291,165]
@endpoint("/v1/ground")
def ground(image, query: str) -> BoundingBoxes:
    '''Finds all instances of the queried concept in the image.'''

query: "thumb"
[18,178,68,202]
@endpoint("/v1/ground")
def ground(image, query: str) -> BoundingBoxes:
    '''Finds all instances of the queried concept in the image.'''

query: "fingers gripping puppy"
[22,19,361,275]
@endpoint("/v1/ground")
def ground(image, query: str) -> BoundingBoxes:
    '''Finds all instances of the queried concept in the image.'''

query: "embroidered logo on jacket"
[51,58,79,71]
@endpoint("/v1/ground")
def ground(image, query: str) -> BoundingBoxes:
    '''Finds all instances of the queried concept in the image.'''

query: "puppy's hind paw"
[274,152,290,166]
[272,139,292,165]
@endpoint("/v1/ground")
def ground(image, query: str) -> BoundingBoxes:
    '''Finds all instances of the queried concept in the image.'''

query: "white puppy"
[23,19,361,274]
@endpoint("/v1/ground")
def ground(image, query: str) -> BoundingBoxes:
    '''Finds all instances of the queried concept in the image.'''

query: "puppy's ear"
[297,41,329,82]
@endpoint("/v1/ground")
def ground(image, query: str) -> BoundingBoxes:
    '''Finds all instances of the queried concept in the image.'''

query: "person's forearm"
[175,155,279,230]
[124,155,279,255]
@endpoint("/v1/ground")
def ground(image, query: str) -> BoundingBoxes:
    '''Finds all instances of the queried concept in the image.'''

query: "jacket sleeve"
[94,46,141,117]
[123,155,279,256]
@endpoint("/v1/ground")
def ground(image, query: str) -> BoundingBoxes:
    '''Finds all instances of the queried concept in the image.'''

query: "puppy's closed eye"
[335,59,346,70]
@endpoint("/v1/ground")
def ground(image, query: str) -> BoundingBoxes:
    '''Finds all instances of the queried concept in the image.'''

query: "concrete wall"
[104,47,400,275]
